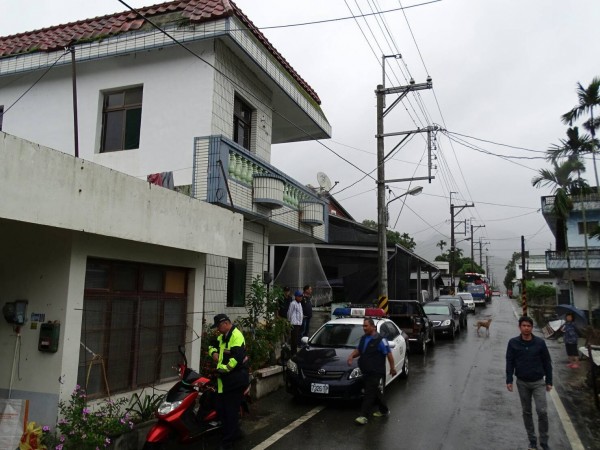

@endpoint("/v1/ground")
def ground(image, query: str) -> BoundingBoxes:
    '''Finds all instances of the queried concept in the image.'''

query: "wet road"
[196,298,580,450]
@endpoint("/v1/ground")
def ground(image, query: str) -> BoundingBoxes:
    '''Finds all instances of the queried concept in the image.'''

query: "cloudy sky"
[2,0,599,284]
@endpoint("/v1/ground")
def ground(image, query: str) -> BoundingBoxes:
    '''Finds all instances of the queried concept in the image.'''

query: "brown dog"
[474,318,492,335]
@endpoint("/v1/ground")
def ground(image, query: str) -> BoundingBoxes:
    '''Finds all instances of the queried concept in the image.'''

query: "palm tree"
[532,157,586,305]
[562,77,600,186]
[546,127,594,313]
[436,239,447,253]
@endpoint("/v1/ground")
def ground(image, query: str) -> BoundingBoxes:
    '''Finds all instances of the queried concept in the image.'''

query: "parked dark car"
[438,295,468,329]
[388,299,435,354]
[423,302,460,339]
[285,312,408,399]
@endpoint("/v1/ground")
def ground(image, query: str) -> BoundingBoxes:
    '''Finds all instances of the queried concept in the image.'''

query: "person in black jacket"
[506,316,553,450]
[301,285,313,338]
[347,318,396,425]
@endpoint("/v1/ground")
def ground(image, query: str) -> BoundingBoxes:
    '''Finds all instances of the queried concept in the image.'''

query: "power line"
[115,0,378,183]
[256,0,442,30]
[0,50,69,121]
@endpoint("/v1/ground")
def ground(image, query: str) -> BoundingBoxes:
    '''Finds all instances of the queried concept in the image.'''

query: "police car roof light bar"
[332,307,386,318]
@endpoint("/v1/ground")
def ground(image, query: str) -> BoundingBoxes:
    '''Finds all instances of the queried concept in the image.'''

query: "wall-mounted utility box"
[38,322,60,353]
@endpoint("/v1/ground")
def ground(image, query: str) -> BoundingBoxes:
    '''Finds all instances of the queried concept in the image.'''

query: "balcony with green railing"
[193,135,327,243]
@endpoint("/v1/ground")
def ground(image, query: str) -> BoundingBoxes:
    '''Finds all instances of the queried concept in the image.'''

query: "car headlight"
[286,359,298,375]
[442,320,451,326]
[157,400,183,415]
[349,367,363,380]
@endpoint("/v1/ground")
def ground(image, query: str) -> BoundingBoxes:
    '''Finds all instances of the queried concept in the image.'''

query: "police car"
[285,307,408,399]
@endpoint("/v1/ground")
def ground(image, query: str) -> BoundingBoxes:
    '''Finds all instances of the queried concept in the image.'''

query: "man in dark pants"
[209,314,249,450]
[347,318,396,425]
[506,316,553,450]
[301,285,313,338]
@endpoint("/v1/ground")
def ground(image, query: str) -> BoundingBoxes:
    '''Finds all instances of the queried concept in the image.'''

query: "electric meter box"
[38,322,60,353]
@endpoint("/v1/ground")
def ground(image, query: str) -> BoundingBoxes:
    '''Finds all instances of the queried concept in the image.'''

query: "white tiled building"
[0,0,331,425]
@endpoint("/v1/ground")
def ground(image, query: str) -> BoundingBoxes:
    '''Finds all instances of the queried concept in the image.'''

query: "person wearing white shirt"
[287,290,304,355]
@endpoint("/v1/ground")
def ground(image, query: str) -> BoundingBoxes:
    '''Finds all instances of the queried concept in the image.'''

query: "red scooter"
[143,345,250,450]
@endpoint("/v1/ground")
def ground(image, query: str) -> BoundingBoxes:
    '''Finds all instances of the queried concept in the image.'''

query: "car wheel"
[399,353,409,379]
[450,325,456,340]
[430,330,436,346]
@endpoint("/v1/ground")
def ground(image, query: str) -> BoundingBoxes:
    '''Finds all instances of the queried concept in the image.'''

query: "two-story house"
[541,194,600,316]
[511,254,558,299]
[0,0,331,425]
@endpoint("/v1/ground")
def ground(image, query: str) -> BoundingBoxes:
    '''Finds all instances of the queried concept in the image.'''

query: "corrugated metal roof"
[0,0,320,104]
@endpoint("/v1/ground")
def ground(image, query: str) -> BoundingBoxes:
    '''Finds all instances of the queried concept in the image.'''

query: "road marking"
[510,303,585,450]
[251,405,325,450]
[549,387,584,450]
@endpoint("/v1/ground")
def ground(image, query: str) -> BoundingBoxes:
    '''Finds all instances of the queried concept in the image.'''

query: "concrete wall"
[567,210,600,248]
[0,42,215,186]
[0,220,208,427]
[0,132,243,258]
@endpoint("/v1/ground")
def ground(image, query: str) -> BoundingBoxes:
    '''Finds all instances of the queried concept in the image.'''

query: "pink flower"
[42,425,50,432]
[59,435,66,442]
[82,407,90,415]
[56,444,63,450]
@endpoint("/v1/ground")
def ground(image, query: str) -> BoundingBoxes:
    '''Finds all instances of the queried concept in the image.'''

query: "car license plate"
[310,383,329,394]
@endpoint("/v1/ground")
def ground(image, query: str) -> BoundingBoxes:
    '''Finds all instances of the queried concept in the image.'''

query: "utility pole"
[470,222,485,271]
[521,235,527,317]
[450,193,474,292]
[70,45,79,158]
[376,55,434,298]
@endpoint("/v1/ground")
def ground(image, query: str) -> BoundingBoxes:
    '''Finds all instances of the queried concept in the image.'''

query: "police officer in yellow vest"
[209,314,249,450]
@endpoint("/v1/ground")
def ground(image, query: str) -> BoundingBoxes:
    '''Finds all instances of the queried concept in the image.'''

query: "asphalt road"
[186,297,598,450]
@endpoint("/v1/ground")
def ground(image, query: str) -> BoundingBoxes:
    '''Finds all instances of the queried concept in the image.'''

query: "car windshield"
[424,304,450,315]
[439,298,460,308]
[310,323,364,348]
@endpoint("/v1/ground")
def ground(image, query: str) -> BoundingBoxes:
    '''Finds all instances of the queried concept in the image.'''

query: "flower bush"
[24,385,137,450]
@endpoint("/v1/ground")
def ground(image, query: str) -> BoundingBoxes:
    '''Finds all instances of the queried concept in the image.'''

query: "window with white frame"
[100,87,143,152]
[233,96,252,151]
[79,259,187,397]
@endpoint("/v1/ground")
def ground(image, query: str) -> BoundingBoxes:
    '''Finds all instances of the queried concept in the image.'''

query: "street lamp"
[385,186,424,226]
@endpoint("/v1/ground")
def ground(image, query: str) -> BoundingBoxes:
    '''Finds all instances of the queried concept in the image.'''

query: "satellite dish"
[317,172,332,192]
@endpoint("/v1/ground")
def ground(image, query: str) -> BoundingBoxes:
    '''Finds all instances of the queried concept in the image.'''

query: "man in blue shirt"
[347,318,396,425]
[506,316,553,450]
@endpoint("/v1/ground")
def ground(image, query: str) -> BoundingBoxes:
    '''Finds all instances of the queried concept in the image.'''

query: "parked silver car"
[456,292,476,313]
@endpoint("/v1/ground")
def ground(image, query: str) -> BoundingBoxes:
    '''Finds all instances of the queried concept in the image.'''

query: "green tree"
[525,281,557,306]
[361,219,416,251]
[562,76,600,186]
[436,240,447,253]
[504,252,521,294]
[543,128,593,310]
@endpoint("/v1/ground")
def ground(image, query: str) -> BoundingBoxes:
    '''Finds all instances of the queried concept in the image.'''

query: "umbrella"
[555,304,588,328]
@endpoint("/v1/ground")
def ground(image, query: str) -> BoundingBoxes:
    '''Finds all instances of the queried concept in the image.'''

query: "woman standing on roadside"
[561,313,580,368]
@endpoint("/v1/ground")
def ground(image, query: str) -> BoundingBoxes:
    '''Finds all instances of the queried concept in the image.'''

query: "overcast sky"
[2,0,600,284]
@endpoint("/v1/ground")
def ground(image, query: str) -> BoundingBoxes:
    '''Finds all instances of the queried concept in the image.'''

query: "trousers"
[216,387,244,447]
[516,378,548,447]
[361,373,388,417]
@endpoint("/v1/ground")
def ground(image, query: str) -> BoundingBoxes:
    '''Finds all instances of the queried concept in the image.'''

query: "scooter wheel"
[142,442,165,450]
